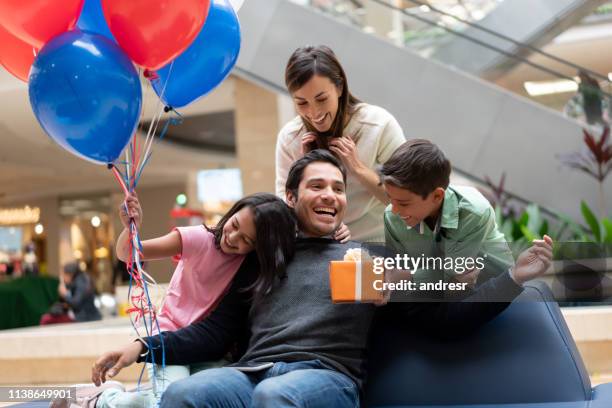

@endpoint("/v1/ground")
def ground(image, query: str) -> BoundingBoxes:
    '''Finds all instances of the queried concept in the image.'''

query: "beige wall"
[234,77,281,194]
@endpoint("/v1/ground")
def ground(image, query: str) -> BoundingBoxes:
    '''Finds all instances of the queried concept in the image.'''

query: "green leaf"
[520,224,538,241]
[581,200,602,242]
[526,204,542,233]
[602,218,612,243]
[518,211,529,227]
[539,220,549,237]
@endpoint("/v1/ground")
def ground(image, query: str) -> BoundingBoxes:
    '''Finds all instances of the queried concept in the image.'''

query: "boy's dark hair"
[285,149,347,199]
[207,193,296,301]
[380,139,451,199]
[285,45,361,148]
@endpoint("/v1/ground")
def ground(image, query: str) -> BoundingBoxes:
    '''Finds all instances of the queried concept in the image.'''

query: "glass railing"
[292,0,504,53]
[291,0,612,129]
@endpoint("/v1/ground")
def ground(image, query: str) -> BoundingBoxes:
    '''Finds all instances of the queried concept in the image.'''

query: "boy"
[380,139,514,294]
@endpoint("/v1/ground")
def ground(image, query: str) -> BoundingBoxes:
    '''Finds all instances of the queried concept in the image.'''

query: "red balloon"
[102,0,211,70]
[0,0,84,48]
[0,24,36,82]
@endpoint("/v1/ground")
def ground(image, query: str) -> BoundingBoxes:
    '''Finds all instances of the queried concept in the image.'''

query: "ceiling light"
[524,79,578,96]
[34,224,44,235]
[91,215,101,228]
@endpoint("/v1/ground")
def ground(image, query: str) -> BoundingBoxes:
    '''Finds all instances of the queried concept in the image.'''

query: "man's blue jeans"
[159,360,359,407]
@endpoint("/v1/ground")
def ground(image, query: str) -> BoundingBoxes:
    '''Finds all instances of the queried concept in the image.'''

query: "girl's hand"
[119,193,143,229]
[333,223,351,243]
[301,132,318,156]
[328,136,363,173]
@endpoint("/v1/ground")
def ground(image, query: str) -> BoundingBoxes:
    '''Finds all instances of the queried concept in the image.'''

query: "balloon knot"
[143,69,159,81]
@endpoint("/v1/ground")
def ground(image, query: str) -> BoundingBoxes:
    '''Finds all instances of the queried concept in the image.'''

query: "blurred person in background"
[23,242,39,276]
[41,262,101,324]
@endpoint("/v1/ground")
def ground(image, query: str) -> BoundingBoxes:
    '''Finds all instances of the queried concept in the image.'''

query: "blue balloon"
[152,0,241,108]
[77,0,115,41]
[29,31,141,164]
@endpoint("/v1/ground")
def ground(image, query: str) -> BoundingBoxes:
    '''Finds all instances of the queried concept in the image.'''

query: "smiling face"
[219,207,256,255]
[384,183,444,228]
[286,161,347,237]
[292,74,342,133]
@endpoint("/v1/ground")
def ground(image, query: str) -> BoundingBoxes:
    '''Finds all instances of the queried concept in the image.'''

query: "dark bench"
[365,282,612,408]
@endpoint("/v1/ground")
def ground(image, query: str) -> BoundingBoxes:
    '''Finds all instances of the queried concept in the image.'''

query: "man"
[92,150,553,408]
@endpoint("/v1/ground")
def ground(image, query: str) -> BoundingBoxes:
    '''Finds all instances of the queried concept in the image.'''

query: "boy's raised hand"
[510,235,554,285]
[119,193,143,229]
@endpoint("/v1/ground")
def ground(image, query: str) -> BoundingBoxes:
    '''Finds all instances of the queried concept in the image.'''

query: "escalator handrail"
[312,0,612,99]
[395,0,611,84]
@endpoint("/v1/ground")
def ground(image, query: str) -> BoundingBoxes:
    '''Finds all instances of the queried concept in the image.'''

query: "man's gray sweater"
[234,238,375,388]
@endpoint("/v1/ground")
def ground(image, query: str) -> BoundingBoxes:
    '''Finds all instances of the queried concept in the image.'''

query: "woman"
[276,45,406,241]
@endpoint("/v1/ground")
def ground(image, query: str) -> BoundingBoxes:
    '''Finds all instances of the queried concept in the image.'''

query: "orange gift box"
[329,260,384,303]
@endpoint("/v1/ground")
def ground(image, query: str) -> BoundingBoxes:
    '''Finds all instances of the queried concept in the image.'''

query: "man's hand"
[333,223,351,243]
[91,341,143,386]
[510,235,553,285]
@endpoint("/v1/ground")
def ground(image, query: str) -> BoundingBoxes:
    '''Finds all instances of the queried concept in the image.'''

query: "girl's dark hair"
[206,193,296,300]
[285,45,361,149]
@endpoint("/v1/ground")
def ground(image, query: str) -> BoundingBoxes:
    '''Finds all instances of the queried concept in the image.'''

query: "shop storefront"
[0,205,46,278]
[58,195,115,293]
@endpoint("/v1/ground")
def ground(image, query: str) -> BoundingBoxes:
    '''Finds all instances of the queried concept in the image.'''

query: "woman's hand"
[333,223,351,243]
[119,193,143,229]
[92,341,143,386]
[328,136,364,174]
[301,132,318,156]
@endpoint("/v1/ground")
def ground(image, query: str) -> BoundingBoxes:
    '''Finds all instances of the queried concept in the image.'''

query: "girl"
[94,192,297,408]
[276,45,406,242]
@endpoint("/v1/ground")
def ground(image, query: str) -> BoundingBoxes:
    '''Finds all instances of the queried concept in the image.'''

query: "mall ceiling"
[1,8,611,204]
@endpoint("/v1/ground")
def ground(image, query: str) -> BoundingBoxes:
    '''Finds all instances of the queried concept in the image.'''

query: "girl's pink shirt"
[155,225,245,332]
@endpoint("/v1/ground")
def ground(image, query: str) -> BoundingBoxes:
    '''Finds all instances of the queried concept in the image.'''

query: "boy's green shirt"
[384,185,514,281]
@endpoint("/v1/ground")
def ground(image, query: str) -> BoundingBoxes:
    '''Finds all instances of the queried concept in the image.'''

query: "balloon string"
[108,66,177,394]
[110,165,129,196]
